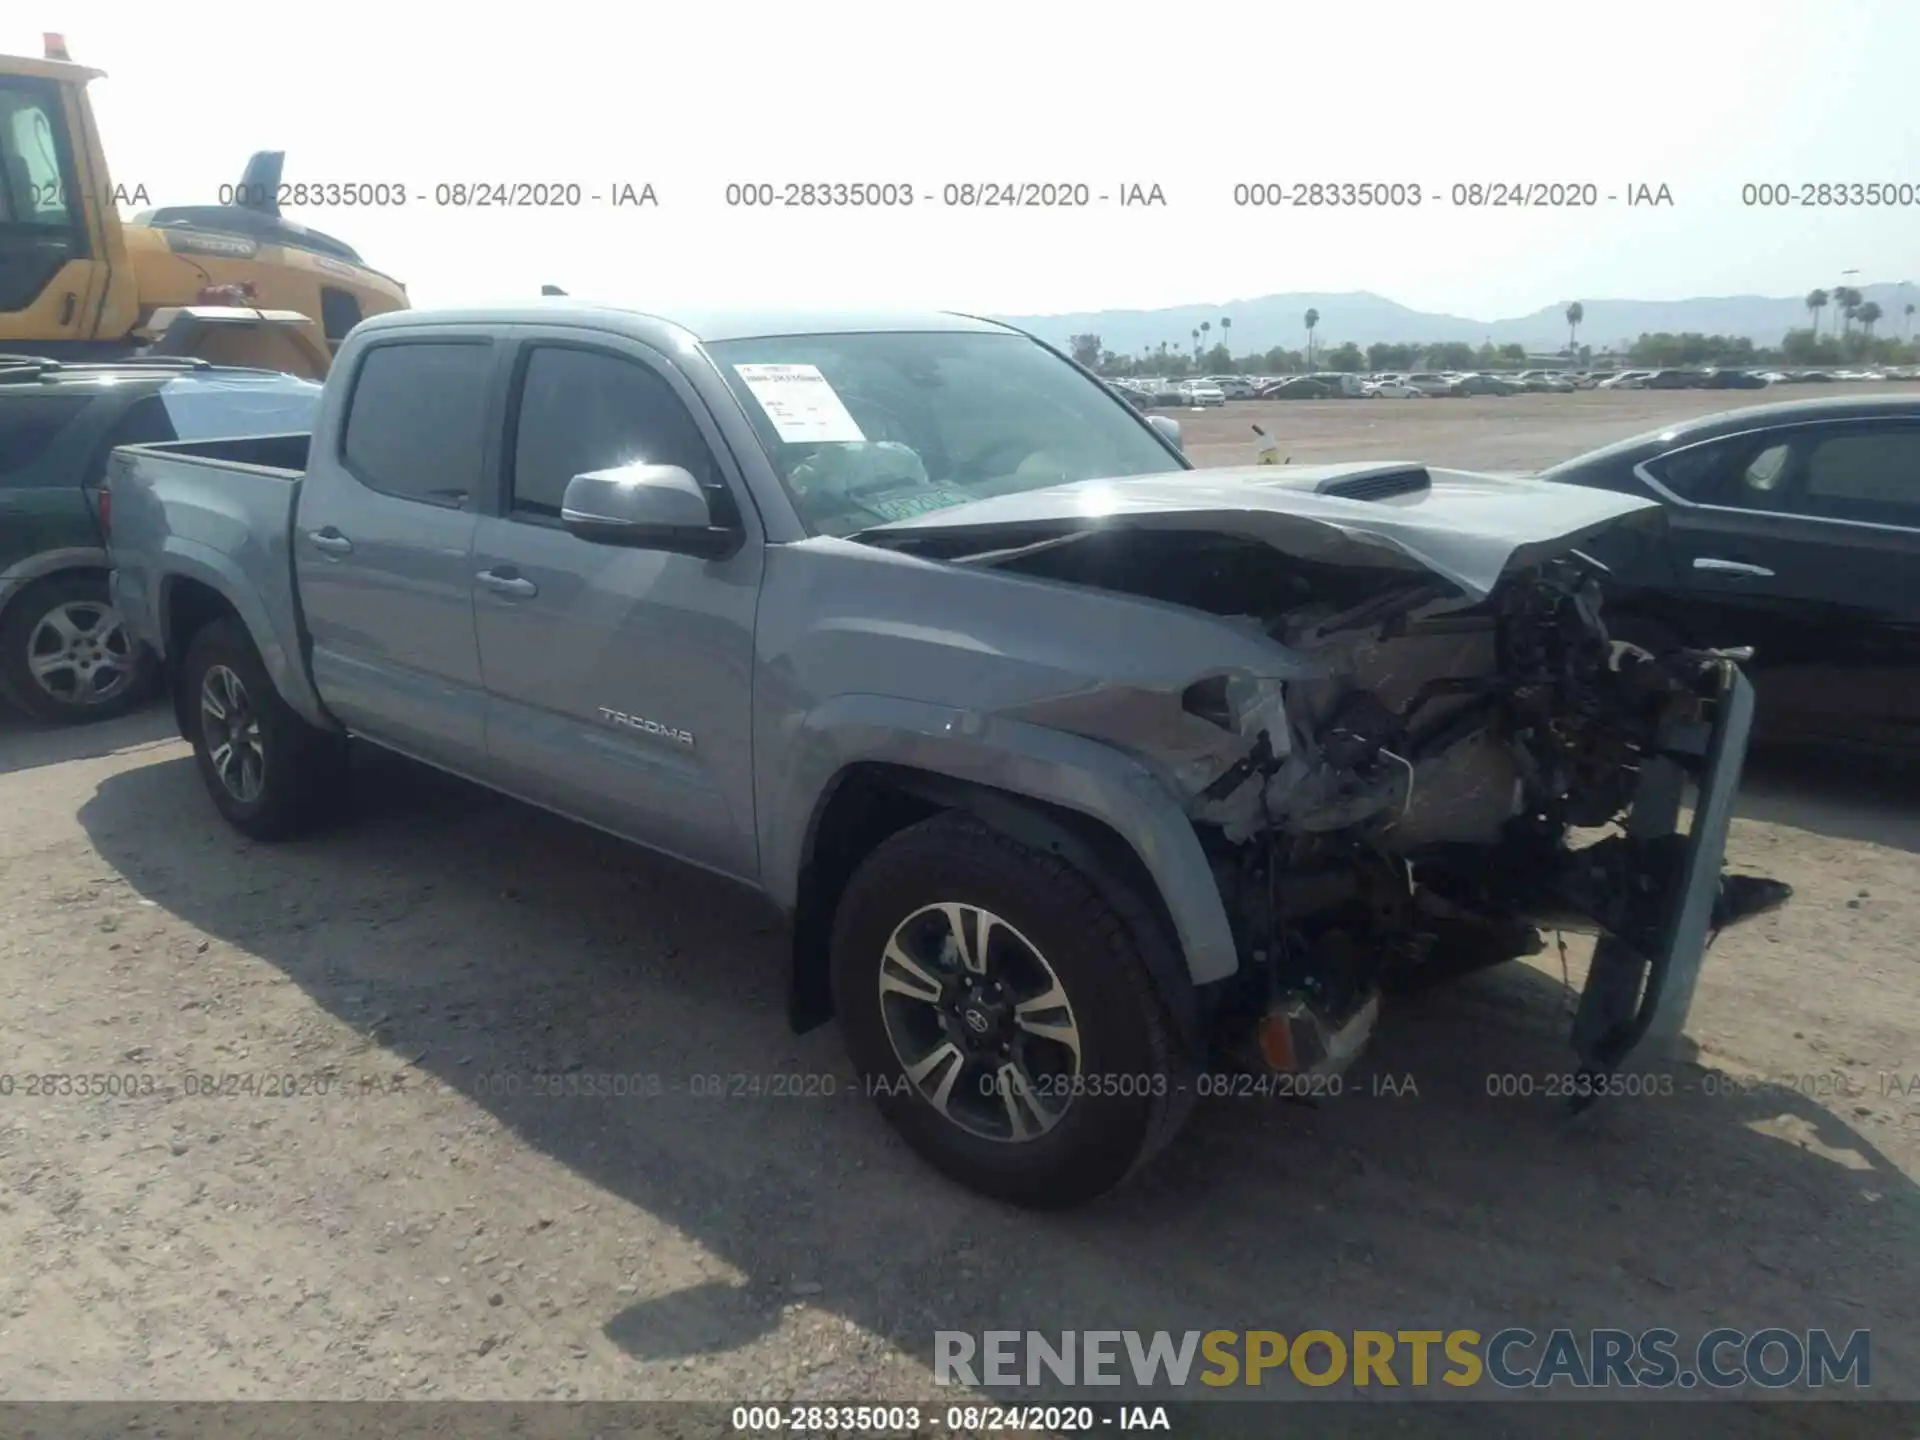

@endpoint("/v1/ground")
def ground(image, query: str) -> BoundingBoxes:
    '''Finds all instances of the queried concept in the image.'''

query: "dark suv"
[0,357,320,723]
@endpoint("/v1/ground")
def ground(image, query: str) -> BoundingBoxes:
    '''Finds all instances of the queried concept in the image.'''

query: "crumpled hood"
[859,462,1661,601]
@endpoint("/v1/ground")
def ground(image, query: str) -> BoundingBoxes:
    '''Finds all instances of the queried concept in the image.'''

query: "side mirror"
[1148,414,1183,452]
[560,464,740,559]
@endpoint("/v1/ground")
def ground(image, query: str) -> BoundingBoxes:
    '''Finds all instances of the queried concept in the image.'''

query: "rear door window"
[1648,434,1790,507]
[340,341,493,509]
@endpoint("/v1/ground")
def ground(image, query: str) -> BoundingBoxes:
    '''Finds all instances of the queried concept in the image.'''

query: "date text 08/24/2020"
[727,1404,1172,1434]
[54,176,1920,215]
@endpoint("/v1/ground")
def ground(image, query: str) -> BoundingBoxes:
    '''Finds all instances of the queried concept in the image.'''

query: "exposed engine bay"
[975,526,1792,1082]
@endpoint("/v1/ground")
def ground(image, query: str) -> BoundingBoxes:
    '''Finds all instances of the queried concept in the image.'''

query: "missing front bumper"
[1571,659,1775,1073]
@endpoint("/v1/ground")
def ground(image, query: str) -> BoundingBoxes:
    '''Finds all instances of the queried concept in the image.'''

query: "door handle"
[477,568,538,598]
[307,528,353,556]
[1693,557,1774,579]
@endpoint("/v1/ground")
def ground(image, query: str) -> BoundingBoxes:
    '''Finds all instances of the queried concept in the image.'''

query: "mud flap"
[1570,662,1754,1079]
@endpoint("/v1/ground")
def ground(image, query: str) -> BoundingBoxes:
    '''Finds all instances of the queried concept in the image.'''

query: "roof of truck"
[353,303,1022,344]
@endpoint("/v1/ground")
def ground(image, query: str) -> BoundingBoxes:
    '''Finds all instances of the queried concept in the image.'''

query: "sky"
[13,0,1919,319]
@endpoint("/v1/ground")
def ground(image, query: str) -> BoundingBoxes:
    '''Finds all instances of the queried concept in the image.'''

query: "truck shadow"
[76,744,1918,1427]
[0,696,175,775]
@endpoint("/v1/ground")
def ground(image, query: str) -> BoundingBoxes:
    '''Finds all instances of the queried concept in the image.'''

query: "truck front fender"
[150,538,333,731]
[765,693,1242,987]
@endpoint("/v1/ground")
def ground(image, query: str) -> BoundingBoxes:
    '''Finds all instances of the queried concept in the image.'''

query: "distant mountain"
[996,284,1918,357]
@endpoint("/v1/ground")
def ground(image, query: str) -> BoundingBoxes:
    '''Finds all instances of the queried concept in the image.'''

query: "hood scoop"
[1311,465,1432,502]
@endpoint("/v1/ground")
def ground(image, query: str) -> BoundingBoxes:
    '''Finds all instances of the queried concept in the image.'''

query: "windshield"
[707,330,1187,537]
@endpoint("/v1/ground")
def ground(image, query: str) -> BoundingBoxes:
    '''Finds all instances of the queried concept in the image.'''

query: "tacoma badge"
[598,708,695,748]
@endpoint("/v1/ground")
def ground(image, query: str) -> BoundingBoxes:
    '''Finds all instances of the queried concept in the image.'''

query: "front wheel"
[181,617,348,840]
[830,813,1193,1208]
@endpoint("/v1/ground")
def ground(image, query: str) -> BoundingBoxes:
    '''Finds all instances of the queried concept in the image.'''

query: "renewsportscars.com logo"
[934,1327,1871,1391]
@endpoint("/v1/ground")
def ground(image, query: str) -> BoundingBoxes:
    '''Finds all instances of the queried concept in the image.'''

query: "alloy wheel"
[26,600,137,707]
[200,664,265,804]
[877,902,1084,1142]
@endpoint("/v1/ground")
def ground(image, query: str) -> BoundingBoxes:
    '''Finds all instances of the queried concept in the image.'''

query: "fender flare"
[884,772,1207,1049]
[153,542,334,731]
[767,695,1243,994]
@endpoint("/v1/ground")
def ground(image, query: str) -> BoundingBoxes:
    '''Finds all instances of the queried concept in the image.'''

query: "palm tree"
[1304,308,1320,365]
[1834,285,1863,336]
[1857,300,1882,337]
[1220,316,1232,357]
[1565,301,1584,351]
[1806,289,1829,337]
[1906,301,1916,340]
[1191,327,1200,357]
[1200,320,1212,358]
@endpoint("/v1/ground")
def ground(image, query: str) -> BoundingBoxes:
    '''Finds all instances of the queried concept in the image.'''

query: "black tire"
[830,812,1194,1209]
[180,616,348,840]
[0,572,156,724]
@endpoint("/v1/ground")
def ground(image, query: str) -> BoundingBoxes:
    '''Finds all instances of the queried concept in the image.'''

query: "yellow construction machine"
[1,34,407,377]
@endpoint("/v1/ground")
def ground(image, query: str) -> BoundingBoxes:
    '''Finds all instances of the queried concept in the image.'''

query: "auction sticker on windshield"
[732,363,867,443]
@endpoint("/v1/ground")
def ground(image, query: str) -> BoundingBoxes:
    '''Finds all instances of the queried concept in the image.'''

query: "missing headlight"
[1183,675,1233,729]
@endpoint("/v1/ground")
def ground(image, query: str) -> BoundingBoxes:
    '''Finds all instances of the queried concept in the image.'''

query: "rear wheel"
[181,617,348,840]
[0,572,155,724]
[830,812,1193,1208]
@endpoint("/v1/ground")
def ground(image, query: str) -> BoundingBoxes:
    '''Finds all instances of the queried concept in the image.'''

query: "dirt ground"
[1,388,1917,1430]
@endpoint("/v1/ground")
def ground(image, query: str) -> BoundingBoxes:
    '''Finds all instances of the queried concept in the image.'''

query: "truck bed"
[106,432,332,731]
[120,432,311,476]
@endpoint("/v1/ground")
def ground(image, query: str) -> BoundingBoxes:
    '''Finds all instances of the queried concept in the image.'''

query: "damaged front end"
[1181,553,1789,1087]
[861,464,1792,1087]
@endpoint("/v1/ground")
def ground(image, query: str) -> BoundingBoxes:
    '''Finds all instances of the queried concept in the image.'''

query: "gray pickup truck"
[105,303,1786,1207]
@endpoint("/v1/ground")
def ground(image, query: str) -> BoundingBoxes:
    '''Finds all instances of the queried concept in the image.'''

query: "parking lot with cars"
[1163,381,1911,470]
[2,380,1917,1423]
[1106,366,1919,413]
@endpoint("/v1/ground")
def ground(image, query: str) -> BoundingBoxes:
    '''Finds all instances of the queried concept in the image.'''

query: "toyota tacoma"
[105,304,1787,1206]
